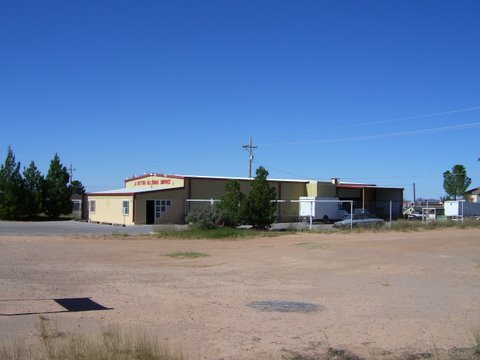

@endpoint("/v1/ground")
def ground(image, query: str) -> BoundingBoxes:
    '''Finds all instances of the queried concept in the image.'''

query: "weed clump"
[0,316,185,360]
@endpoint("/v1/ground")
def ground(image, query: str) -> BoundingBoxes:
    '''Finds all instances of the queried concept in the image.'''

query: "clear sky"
[1,0,479,200]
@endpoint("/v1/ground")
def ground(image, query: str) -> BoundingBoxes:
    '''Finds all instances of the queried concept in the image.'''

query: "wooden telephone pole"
[242,137,257,178]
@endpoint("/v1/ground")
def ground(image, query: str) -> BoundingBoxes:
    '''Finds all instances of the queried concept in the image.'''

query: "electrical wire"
[262,122,480,146]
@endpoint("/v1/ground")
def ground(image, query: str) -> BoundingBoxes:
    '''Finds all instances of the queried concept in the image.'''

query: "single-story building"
[465,186,480,203]
[87,173,403,225]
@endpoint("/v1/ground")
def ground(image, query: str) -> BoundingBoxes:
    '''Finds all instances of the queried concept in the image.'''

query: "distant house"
[71,193,88,220]
[465,186,480,203]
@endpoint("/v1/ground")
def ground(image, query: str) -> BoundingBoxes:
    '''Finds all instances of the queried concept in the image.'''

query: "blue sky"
[1,0,479,200]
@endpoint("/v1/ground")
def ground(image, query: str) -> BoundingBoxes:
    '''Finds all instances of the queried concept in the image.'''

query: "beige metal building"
[87,173,403,225]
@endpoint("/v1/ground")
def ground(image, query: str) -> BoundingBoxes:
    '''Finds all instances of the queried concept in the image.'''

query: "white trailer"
[299,197,348,223]
[444,200,480,218]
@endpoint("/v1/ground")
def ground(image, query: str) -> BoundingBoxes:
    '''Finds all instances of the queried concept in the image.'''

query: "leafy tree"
[217,180,246,227]
[23,161,44,218]
[0,146,26,219]
[244,166,276,229]
[43,153,73,218]
[70,180,86,195]
[442,164,472,200]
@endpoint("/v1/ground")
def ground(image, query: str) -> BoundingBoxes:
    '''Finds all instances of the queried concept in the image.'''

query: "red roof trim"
[337,184,404,190]
[337,184,375,189]
[87,186,186,196]
[86,192,136,197]
[124,173,185,182]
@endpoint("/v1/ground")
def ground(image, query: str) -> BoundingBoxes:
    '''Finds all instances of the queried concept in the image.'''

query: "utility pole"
[413,182,416,203]
[67,164,76,184]
[242,137,257,178]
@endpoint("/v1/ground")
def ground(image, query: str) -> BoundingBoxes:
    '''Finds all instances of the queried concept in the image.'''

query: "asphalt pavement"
[0,220,156,236]
[0,220,333,236]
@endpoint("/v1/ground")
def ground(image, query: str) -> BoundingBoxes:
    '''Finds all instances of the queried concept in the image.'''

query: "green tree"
[0,146,26,219]
[70,180,86,195]
[244,166,276,229]
[217,180,246,227]
[43,153,73,218]
[442,164,472,200]
[23,161,44,218]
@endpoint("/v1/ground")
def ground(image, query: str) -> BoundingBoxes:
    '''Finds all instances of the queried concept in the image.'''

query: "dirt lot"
[1,229,479,359]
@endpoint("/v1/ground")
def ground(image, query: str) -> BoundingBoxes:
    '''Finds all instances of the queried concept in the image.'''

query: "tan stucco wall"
[135,188,187,224]
[88,195,134,225]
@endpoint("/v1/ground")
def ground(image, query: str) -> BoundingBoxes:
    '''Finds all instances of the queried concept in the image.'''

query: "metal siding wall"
[188,178,308,222]
[190,178,227,199]
[375,189,404,201]
[189,178,254,199]
[338,188,362,199]
[317,183,336,197]
[277,182,307,221]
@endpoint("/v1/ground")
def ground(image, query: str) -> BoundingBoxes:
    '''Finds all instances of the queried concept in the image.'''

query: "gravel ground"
[0,229,479,359]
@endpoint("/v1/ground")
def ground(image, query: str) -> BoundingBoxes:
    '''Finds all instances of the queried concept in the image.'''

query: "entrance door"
[146,200,155,224]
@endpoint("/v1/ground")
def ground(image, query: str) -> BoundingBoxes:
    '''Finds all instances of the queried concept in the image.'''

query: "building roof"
[88,187,178,195]
[465,186,480,195]
[124,173,185,182]
[124,172,312,183]
[337,183,404,190]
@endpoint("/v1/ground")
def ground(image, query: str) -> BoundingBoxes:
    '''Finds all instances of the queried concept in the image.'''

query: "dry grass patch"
[0,316,185,360]
[155,227,282,239]
[165,251,209,259]
[294,242,331,250]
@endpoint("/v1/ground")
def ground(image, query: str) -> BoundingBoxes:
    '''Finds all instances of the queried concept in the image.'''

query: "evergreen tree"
[43,153,73,218]
[23,161,44,218]
[217,180,246,227]
[70,180,86,195]
[244,166,276,229]
[442,164,472,200]
[0,146,26,219]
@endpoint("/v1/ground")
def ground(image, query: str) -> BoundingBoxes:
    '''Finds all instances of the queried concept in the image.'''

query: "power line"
[262,105,480,137]
[262,121,480,147]
[328,105,480,130]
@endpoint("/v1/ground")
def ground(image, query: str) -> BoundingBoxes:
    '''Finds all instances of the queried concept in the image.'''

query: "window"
[89,200,96,213]
[72,200,81,211]
[155,199,171,219]
[122,200,129,215]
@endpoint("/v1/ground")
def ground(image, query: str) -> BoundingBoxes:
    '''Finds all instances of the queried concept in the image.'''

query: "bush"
[186,206,221,229]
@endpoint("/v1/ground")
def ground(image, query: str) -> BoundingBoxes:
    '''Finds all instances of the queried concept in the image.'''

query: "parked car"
[333,213,385,228]
[407,212,423,220]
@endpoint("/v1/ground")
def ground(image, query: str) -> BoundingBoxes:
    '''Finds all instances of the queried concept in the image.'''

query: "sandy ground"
[0,229,479,359]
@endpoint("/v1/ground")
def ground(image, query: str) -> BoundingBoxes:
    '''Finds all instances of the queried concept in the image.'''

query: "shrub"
[186,205,221,229]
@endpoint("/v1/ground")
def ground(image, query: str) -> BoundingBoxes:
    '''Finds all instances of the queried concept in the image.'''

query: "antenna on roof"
[242,137,258,178]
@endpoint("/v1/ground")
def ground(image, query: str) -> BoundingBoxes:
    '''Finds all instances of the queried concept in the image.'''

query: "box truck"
[444,200,480,218]
[299,197,348,223]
